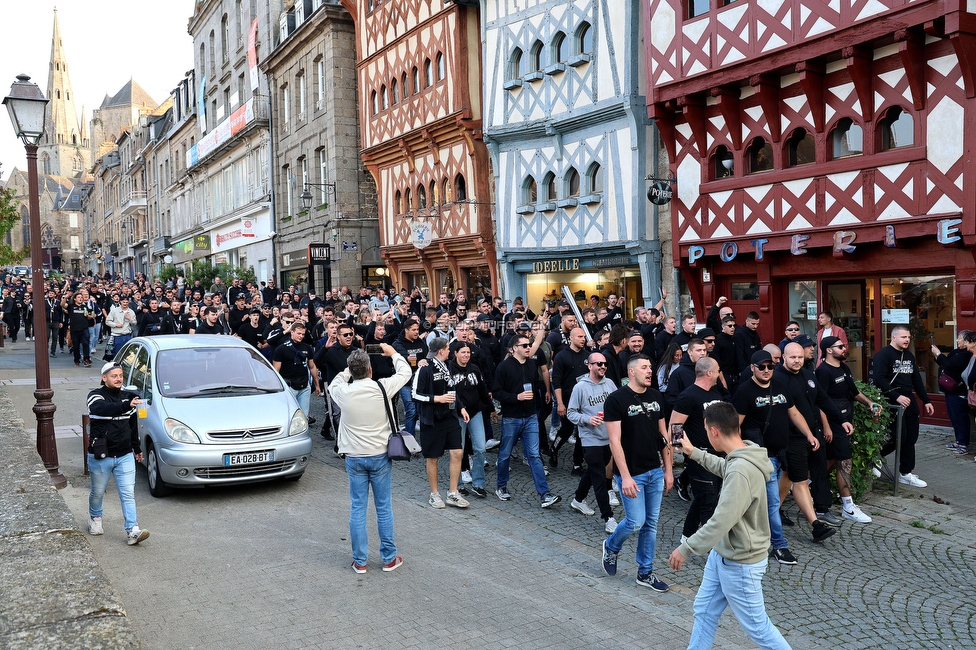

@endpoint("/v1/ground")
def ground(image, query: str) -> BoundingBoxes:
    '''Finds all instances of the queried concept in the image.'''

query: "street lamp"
[3,74,65,488]
[300,181,336,212]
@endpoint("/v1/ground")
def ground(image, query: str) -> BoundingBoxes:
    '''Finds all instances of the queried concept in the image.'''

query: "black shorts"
[786,429,826,483]
[825,424,852,461]
[420,417,462,458]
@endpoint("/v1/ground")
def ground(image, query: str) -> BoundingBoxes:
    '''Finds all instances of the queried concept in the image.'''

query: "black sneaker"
[771,547,798,565]
[816,510,842,527]
[676,483,691,502]
[495,487,512,501]
[812,520,836,542]
[471,486,488,498]
[457,485,470,496]
[780,509,795,527]
[570,465,584,476]
[602,539,618,576]
[636,572,669,592]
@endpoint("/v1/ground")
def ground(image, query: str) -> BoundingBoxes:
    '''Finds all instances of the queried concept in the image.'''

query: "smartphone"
[671,423,684,445]
[366,344,383,355]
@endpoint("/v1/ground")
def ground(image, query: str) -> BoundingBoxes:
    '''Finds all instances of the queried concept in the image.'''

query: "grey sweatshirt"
[566,375,616,446]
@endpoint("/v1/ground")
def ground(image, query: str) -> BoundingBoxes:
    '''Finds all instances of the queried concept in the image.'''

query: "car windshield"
[156,347,284,397]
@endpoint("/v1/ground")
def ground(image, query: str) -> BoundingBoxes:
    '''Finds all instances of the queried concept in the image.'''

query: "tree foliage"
[0,168,30,267]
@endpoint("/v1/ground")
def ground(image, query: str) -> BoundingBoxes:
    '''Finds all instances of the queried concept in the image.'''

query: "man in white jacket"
[329,344,412,574]
[103,297,138,355]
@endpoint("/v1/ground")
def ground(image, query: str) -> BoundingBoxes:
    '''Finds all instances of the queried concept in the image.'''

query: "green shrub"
[849,380,892,502]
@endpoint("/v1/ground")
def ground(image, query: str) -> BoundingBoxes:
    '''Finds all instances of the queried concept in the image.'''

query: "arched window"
[543,172,557,201]
[455,174,467,201]
[566,168,580,196]
[436,52,445,80]
[200,43,206,74]
[381,85,388,110]
[880,107,914,150]
[209,30,216,71]
[530,40,544,72]
[830,118,863,159]
[430,180,437,205]
[395,190,402,215]
[412,67,420,93]
[221,15,229,62]
[442,178,451,203]
[404,188,412,212]
[552,32,566,63]
[711,145,734,179]
[370,91,378,116]
[787,128,816,166]
[523,176,538,204]
[418,184,427,209]
[56,90,61,99]
[402,72,408,96]
[235,0,243,44]
[748,137,774,172]
[391,79,398,104]
[509,48,523,80]
[587,162,604,193]
[424,58,433,87]
[576,22,593,54]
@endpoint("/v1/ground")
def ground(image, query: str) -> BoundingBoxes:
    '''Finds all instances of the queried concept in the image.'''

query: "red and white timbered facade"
[647,0,976,418]
[341,0,497,298]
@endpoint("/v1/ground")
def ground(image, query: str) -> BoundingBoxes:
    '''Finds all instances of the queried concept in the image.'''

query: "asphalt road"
[3,336,976,649]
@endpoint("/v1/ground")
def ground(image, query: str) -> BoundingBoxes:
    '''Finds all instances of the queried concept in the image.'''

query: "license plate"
[223,450,275,466]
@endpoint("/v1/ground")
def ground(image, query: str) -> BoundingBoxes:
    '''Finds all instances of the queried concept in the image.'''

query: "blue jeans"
[498,416,551,498]
[766,455,787,550]
[88,453,139,532]
[111,333,132,355]
[459,413,487,488]
[399,385,417,434]
[945,393,970,447]
[289,385,311,416]
[346,454,397,566]
[688,550,792,650]
[607,467,665,575]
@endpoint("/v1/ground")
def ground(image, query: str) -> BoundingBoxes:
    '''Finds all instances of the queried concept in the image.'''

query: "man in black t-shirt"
[193,306,225,335]
[670,357,726,541]
[601,353,673,592]
[817,337,879,524]
[732,350,814,565]
[273,321,321,418]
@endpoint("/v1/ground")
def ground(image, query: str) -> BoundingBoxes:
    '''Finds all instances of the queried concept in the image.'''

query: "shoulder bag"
[375,380,421,460]
[938,372,959,394]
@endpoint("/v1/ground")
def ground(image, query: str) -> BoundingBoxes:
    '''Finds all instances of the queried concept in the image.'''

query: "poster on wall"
[247,18,260,91]
[882,309,911,324]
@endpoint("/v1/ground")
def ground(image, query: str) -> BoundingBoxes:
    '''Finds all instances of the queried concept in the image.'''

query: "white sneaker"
[548,428,558,444]
[604,517,618,534]
[608,490,620,507]
[461,470,472,484]
[445,491,469,508]
[571,499,595,516]
[126,526,149,545]
[88,516,103,535]
[842,504,872,523]
[484,439,500,451]
[429,492,446,509]
[899,472,927,488]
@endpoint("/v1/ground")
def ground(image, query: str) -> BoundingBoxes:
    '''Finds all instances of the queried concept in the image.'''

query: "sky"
[0,0,194,181]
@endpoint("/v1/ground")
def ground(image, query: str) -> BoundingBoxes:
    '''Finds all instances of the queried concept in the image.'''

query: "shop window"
[711,145,734,179]
[455,174,467,201]
[748,137,774,173]
[688,0,709,19]
[552,32,566,63]
[543,172,557,201]
[509,47,523,79]
[436,52,445,80]
[830,118,863,159]
[880,107,914,150]
[530,40,544,72]
[730,281,759,301]
[418,184,427,209]
[587,162,603,193]
[523,176,538,204]
[566,168,580,196]
[424,58,434,87]
[787,280,820,339]
[576,23,593,55]
[787,128,815,166]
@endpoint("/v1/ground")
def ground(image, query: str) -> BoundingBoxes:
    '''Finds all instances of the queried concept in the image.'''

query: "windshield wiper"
[195,385,278,394]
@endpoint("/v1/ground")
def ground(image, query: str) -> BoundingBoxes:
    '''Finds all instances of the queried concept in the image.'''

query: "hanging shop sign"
[646,181,673,205]
[411,222,433,250]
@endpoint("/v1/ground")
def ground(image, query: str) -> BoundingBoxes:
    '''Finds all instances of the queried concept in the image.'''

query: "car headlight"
[289,409,309,436]
[163,418,202,444]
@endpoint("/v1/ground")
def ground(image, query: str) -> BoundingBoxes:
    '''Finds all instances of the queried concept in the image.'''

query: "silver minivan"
[113,335,312,496]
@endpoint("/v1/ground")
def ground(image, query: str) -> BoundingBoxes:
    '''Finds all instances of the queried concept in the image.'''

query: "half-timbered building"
[647,0,976,417]
[341,0,497,301]
[483,0,662,313]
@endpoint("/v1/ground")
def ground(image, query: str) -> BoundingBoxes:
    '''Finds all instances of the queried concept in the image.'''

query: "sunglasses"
[589,361,607,367]
[756,363,775,370]
[703,338,716,343]
[516,343,531,348]
[340,332,354,337]
[832,344,847,349]
[786,327,800,332]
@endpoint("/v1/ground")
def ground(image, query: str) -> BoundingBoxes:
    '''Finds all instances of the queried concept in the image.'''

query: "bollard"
[82,414,90,476]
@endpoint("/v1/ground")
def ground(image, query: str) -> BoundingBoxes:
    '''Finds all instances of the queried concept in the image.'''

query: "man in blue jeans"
[87,362,150,545]
[392,318,428,435]
[601,354,672,591]
[330,345,412,573]
[670,402,792,650]
[492,333,561,508]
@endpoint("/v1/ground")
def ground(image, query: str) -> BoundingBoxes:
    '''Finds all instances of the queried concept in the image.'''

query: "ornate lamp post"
[4,74,65,488]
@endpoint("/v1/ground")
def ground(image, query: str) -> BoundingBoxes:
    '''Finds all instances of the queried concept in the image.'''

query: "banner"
[198,74,207,135]
[248,18,260,91]
[241,217,255,238]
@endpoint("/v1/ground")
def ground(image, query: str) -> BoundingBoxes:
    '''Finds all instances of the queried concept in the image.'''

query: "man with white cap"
[86,362,150,545]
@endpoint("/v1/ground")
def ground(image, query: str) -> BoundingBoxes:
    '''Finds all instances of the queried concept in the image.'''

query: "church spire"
[40,8,89,178]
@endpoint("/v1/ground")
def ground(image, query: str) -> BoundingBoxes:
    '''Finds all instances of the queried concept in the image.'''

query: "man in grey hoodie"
[669,402,792,650]
[566,351,618,532]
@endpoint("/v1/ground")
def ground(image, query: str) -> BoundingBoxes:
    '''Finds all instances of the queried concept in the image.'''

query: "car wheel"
[146,441,173,498]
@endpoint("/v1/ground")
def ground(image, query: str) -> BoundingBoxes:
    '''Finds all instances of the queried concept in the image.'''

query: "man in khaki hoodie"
[669,402,792,650]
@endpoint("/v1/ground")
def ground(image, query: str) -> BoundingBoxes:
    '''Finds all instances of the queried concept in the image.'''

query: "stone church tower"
[38,9,90,180]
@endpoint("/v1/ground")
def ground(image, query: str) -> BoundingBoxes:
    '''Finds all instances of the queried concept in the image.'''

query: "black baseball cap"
[751,350,773,365]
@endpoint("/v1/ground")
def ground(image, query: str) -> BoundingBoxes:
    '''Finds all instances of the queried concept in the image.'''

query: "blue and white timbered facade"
[481,0,662,310]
